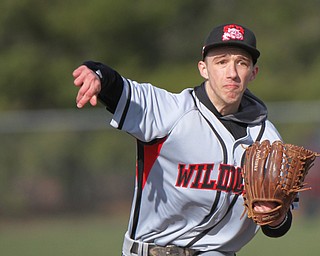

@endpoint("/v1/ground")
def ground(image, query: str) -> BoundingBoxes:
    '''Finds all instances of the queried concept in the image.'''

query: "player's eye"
[237,60,250,67]
[216,59,228,65]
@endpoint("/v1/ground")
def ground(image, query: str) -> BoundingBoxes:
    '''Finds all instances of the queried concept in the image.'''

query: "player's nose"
[226,62,238,79]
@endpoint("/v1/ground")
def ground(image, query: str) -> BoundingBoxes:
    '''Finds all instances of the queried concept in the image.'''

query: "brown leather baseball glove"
[242,140,319,226]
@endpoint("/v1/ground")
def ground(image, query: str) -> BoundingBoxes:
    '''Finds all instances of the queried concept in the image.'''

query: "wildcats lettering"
[175,163,244,194]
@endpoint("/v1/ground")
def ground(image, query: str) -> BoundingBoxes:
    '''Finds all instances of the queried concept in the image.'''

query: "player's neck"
[217,104,240,116]
[204,86,240,116]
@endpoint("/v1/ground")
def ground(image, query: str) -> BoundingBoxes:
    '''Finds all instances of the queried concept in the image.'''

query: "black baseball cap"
[202,24,260,64]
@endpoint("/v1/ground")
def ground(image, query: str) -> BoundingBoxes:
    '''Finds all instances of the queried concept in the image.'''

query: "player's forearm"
[261,210,292,238]
[83,60,124,113]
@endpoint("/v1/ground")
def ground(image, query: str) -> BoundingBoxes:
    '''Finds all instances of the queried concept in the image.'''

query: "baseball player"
[72,24,293,256]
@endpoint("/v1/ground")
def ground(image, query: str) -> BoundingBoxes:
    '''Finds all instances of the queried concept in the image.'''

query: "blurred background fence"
[0,103,319,219]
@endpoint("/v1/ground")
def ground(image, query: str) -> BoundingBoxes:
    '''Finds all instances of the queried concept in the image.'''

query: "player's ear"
[249,65,259,82]
[198,60,209,80]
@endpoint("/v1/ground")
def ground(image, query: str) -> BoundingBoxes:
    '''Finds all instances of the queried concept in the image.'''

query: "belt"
[130,242,197,256]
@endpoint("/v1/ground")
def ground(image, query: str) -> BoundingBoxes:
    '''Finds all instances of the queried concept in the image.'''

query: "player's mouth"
[224,83,240,90]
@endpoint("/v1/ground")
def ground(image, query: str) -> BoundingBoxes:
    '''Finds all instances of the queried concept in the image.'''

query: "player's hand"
[73,65,102,108]
[253,202,286,227]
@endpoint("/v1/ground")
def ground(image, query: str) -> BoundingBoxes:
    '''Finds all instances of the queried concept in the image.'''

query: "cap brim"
[203,42,260,61]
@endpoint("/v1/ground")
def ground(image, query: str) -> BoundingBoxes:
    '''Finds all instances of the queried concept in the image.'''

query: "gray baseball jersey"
[109,78,282,254]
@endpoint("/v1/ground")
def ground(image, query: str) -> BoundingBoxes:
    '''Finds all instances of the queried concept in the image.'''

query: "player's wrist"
[267,213,288,229]
[82,60,124,112]
[82,61,106,85]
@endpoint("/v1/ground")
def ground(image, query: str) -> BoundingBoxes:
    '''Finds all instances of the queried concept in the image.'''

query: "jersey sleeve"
[262,120,283,142]
[110,78,195,142]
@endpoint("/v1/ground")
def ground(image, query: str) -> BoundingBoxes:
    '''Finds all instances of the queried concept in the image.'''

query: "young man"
[73,24,292,256]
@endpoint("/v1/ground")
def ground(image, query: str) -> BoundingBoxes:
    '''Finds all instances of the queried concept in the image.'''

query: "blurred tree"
[0,0,320,216]
[0,0,320,109]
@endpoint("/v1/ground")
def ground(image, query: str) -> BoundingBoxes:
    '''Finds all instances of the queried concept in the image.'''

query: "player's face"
[198,47,258,115]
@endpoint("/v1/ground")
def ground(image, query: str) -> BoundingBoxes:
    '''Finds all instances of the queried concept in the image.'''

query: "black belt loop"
[130,242,139,254]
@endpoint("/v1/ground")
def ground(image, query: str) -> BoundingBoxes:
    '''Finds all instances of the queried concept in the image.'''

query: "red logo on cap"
[222,24,244,41]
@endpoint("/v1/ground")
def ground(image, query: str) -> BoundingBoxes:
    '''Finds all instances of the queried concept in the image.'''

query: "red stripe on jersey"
[140,137,167,189]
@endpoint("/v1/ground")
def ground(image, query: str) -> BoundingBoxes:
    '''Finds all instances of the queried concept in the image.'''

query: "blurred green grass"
[0,214,128,256]
[0,213,319,256]
[239,213,320,255]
